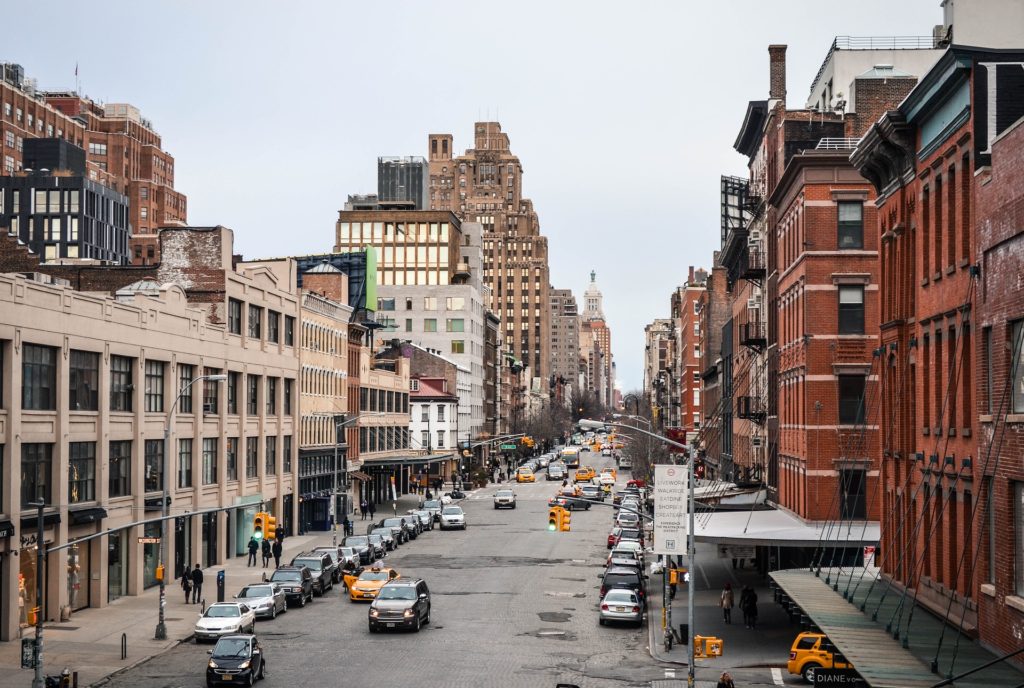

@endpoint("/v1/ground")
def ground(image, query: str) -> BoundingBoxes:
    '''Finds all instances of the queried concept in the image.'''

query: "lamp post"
[157,373,226,641]
[331,412,387,547]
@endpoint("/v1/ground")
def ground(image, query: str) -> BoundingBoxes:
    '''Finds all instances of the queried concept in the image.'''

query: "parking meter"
[216,570,225,603]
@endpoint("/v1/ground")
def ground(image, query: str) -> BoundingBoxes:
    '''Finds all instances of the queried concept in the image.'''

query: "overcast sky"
[7,0,940,390]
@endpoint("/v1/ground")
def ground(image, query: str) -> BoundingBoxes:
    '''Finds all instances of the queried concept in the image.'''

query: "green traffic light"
[254,529,263,540]
[547,522,556,531]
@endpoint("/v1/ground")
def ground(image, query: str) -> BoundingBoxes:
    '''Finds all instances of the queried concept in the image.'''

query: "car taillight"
[600,604,609,611]
[600,587,606,597]
[632,606,640,613]
[789,652,796,660]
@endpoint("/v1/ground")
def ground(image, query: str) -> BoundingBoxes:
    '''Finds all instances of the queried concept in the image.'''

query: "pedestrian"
[746,588,759,629]
[271,539,282,569]
[360,499,368,521]
[180,565,193,604]
[425,489,433,501]
[739,586,751,627]
[716,672,736,688]
[191,564,204,604]
[720,582,734,624]
[247,536,258,566]
[261,537,271,568]
[368,502,376,519]
[342,515,352,536]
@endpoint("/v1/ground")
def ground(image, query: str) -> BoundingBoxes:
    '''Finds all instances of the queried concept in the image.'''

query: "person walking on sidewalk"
[271,539,282,568]
[716,672,736,688]
[181,565,193,604]
[360,499,368,520]
[739,586,751,627]
[720,582,734,624]
[368,502,376,520]
[746,588,759,629]
[247,536,259,566]
[261,538,271,568]
[191,564,204,604]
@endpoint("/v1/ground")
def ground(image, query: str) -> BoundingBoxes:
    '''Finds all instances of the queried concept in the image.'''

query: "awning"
[694,508,880,547]
[360,453,455,468]
[350,471,372,481]
[69,507,107,526]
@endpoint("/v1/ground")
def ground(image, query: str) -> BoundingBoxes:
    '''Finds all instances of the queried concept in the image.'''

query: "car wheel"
[413,615,421,632]
[424,606,431,625]
[802,663,822,683]
[257,659,266,680]
[368,623,377,633]
[270,605,277,620]
[298,593,306,608]
[247,669,255,687]
[599,618,605,626]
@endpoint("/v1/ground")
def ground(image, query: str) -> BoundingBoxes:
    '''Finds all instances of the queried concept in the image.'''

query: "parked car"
[580,484,604,502]
[311,547,345,583]
[598,588,643,627]
[206,634,266,687]
[337,546,361,569]
[421,499,444,522]
[234,583,287,620]
[600,566,646,604]
[366,533,388,558]
[607,526,623,549]
[408,509,433,530]
[382,517,411,543]
[368,578,432,633]
[787,632,854,683]
[607,546,643,568]
[343,536,374,564]
[493,489,517,509]
[371,527,398,551]
[614,527,645,547]
[268,566,313,607]
[194,602,256,642]
[290,552,334,595]
[439,505,467,529]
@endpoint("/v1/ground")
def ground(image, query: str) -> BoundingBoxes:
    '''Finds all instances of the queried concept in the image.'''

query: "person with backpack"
[180,565,193,604]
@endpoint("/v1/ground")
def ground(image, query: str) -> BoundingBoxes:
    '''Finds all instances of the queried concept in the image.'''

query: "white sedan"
[439,505,467,530]
[194,602,256,642]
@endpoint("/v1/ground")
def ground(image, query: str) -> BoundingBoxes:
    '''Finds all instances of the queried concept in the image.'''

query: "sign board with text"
[500,444,517,450]
[812,668,865,686]
[653,464,688,555]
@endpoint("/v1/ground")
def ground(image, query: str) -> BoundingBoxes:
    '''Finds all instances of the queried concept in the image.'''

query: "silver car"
[439,505,466,530]
[408,509,433,530]
[599,589,643,627]
[493,489,517,509]
[235,583,287,620]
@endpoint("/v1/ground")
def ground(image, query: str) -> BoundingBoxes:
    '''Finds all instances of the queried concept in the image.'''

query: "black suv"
[290,552,334,596]
[379,519,408,545]
[368,578,431,633]
[269,566,313,607]
[600,566,646,605]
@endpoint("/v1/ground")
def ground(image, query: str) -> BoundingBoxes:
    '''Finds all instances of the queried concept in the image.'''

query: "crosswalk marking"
[771,667,784,685]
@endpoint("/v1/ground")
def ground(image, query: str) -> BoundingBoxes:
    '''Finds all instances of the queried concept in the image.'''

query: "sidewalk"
[648,542,794,673]
[0,491,439,688]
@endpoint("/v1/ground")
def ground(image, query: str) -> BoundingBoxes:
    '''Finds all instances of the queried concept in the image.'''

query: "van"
[787,631,854,683]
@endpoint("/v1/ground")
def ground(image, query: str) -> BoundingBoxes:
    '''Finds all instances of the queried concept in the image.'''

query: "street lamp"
[612,412,652,429]
[157,373,226,640]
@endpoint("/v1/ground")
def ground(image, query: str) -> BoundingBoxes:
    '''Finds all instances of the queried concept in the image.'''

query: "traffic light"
[253,511,267,541]
[548,507,560,531]
[265,514,278,541]
[561,507,571,532]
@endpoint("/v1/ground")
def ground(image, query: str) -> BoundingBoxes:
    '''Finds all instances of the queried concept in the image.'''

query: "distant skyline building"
[579,271,614,407]
[549,287,579,404]
[378,156,428,209]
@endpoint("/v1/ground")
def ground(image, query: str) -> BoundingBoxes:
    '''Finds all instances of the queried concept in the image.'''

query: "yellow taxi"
[574,466,596,483]
[346,566,400,602]
[516,467,536,483]
[787,632,853,682]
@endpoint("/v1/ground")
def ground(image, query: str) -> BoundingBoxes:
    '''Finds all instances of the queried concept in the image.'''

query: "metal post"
[688,445,696,686]
[155,421,170,641]
[332,416,341,548]
[31,500,44,688]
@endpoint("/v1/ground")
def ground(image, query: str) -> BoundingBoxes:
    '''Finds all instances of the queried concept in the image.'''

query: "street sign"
[137,537,161,544]
[653,465,688,555]
[500,444,516,450]
[813,668,865,686]
[21,638,35,668]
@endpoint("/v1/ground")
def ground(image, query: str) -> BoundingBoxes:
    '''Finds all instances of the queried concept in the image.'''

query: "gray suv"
[368,578,431,633]
[268,566,313,607]
[290,552,334,596]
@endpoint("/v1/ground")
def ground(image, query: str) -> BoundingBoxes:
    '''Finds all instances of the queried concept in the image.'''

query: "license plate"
[222,676,233,681]
[615,606,625,612]
[386,622,396,627]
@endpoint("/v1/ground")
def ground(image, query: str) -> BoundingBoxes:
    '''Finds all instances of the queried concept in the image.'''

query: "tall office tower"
[580,271,614,407]
[378,156,429,209]
[427,122,551,383]
[549,287,580,404]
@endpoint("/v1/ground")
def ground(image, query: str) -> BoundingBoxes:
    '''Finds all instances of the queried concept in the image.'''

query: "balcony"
[741,249,766,279]
[736,395,766,423]
[739,319,767,349]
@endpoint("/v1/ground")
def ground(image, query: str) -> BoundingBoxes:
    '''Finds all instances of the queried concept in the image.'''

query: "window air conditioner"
[747,298,761,310]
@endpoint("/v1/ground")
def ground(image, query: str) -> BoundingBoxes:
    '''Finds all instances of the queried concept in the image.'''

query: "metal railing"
[816,137,862,150]
[811,35,939,95]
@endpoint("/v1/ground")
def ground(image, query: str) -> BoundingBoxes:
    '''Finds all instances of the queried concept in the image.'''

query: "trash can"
[678,623,688,644]
[216,570,225,603]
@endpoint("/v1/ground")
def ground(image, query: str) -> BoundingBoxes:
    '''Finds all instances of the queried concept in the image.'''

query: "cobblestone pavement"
[94,456,799,687]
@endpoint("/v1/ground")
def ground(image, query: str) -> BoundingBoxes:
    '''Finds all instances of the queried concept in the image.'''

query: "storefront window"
[67,542,90,611]
[107,530,127,601]
[143,521,161,589]
[19,546,40,628]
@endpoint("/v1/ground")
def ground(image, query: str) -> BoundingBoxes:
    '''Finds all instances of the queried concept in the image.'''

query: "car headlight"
[238,660,250,669]
[369,609,379,617]
[208,660,219,669]
[403,609,415,617]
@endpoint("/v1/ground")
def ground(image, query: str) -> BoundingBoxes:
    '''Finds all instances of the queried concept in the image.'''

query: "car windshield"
[204,605,240,618]
[293,559,322,571]
[346,537,368,546]
[383,519,403,526]
[442,507,463,515]
[496,490,513,497]
[371,529,391,536]
[340,547,356,556]
[271,571,302,582]
[238,585,273,598]
[377,586,417,600]
[423,500,441,509]
[359,571,390,582]
[604,574,640,586]
[604,591,638,603]
[212,638,251,658]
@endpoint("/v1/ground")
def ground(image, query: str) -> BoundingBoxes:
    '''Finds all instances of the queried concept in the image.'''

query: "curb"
[88,635,193,688]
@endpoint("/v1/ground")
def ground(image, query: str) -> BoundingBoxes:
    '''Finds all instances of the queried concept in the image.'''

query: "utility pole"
[30,500,44,688]
[688,444,696,687]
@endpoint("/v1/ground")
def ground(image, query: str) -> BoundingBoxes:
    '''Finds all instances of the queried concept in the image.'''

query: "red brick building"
[669,267,706,440]
[853,47,1024,663]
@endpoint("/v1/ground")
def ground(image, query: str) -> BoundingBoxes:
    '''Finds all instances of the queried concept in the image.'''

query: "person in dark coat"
[368,502,376,519]
[271,539,283,568]
[191,564,204,604]
[180,565,193,603]
[716,672,736,688]
[261,538,271,568]
[745,588,759,629]
[360,499,369,521]
[247,536,259,566]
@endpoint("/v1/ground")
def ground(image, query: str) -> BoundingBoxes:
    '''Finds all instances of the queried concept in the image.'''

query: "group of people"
[358,499,376,521]
[719,582,758,629]
[247,536,283,569]
[179,564,205,604]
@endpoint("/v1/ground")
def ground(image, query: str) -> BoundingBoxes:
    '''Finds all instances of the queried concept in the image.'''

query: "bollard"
[72,671,78,688]
[120,633,127,660]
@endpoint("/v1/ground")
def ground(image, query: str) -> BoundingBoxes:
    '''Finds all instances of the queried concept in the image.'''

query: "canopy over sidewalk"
[694,508,879,547]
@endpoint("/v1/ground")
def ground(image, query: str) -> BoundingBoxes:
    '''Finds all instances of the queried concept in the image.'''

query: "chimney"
[768,44,787,102]
[688,266,695,283]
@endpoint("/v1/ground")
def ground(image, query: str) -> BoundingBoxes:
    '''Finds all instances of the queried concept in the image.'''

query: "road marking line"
[771,667,784,685]
[665,669,676,678]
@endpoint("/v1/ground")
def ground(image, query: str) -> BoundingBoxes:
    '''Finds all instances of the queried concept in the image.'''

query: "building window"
[378,298,396,311]
[246,437,258,479]
[266,437,276,475]
[144,440,163,492]
[228,299,242,335]
[1016,482,1024,595]
[421,430,429,449]
[267,311,280,343]
[451,340,465,354]
[21,443,52,507]
[840,468,867,519]
[838,286,865,334]
[248,374,260,415]
[144,360,165,412]
[285,316,295,346]
[446,318,465,332]
[68,442,96,503]
[109,440,131,498]
[284,379,293,415]
[283,436,292,473]
[69,350,99,411]
[227,371,239,414]
[437,430,445,448]
[838,375,866,425]
[437,404,446,422]
[178,364,195,413]
[424,297,437,310]
[421,405,429,422]
[203,438,218,484]
[226,437,238,481]
[203,367,220,413]
[405,319,412,332]
[837,202,863,249]
[22,344,57,410]
[110,355,133,412]
[1012,321,1024,414]
[248,305,262,339]
[424,319,437,333]
[178,439,193,488]
[266,377,278,414]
